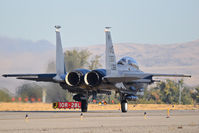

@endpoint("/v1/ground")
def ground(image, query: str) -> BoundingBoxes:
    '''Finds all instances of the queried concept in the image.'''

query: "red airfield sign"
[53,102,81,109]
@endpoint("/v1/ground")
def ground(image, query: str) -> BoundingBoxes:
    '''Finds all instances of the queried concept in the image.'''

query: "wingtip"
[2,74,7,77]
[185,75,191,78]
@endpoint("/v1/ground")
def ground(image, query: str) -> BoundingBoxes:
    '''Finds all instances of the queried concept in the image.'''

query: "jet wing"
[148,73,191,77]
[2,27,66,84]
[2,73,62,83]
[103,73,191,83]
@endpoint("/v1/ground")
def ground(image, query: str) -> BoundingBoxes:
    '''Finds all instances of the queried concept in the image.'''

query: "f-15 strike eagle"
[3,26,191,112]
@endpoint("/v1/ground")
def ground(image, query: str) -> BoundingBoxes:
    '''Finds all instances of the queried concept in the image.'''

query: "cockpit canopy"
[117,56,139,69]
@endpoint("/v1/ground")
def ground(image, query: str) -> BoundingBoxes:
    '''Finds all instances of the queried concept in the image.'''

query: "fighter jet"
[2,26,191,112]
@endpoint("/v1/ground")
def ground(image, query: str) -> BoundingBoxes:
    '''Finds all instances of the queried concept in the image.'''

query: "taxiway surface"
[0,110,198,133]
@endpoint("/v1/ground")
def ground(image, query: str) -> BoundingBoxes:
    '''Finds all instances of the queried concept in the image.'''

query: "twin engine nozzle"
[65,69,106,87]
[65,71,83,86]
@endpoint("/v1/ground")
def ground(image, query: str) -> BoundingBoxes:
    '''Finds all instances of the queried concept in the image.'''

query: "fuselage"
[116,56,147,96]
[62,56,147,98]
[89,56,147,98]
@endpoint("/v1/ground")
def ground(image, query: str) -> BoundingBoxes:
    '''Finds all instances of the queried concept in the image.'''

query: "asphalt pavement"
[0,110,198,133]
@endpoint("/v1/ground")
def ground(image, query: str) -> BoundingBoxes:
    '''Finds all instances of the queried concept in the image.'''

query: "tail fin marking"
[105,27,118,76]
[54,25,66,81]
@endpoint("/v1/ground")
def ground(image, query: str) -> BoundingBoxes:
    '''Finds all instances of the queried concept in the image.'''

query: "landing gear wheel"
[81,100,88,112]
[121,100,128,113]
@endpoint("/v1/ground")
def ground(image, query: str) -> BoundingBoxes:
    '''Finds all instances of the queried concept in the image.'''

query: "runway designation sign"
[53,102,81,109]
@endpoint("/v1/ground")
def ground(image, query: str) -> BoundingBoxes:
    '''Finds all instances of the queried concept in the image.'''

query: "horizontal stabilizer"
[103,73,191,83]
[150,73,191,77]
[2,73,61,82]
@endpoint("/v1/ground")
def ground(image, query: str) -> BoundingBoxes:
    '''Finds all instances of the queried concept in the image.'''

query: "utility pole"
[179,80,182,104]
[42,88,46,103]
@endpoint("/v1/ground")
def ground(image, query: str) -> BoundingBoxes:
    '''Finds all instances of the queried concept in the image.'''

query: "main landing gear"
[120,93,128,113]
[81,100,88,112]
[73,94,88,112]
[121,100,128,113]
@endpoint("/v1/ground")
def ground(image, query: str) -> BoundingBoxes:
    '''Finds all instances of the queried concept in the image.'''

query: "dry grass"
[0,102,198,111]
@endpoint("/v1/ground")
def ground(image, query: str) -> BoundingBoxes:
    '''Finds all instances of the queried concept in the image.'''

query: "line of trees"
[1,49,199,105]
[133,79,198,105]
[1,80,199,104]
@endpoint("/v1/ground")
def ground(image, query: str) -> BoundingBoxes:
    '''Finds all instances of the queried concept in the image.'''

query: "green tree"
[130,87,157,104]
[47,49,101,72]
[17,83,42,102]
[88,55,102,70]
[138,79,193,104]
[45,83,73,102]
[46,61,56,72]
[158,80,179,104]
[0,89,11,102]
[191,87,199,104]
[181,87,192,104]
[65,49,91,71]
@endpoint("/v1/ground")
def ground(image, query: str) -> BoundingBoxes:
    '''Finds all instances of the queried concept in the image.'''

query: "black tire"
[121,100,128,113]
[81,100,88,112]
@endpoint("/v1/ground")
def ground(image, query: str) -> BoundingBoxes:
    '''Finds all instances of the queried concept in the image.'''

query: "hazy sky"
[0,0,199,47]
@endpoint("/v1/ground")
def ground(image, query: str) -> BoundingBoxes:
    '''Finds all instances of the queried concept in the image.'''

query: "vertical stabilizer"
[54,26,66,81]
[105,27,118,76]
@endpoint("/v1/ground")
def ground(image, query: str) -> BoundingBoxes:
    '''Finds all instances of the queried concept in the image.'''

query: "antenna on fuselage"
[105,27,111,32]
[55,25,61,32]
